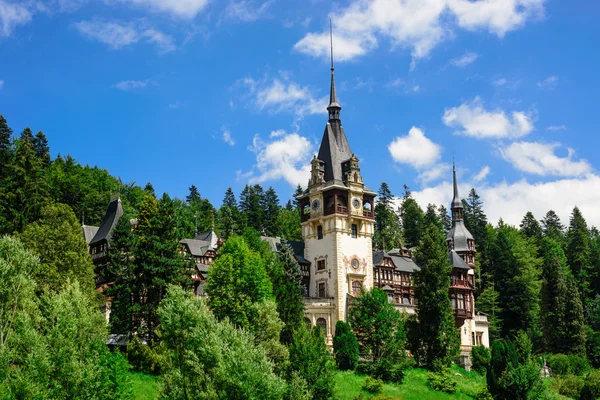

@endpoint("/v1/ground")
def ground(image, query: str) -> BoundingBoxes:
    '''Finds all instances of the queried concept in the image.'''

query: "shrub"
[548,354,571,376]
[472,345,491,375]
[474,387,493,400]
[428,369,457,393]
[126,336,166,374]
[362,376,384,394]
[569,355,592,376]
[333,320,359,371]
[581,370,600,400]
[553,375,584,398]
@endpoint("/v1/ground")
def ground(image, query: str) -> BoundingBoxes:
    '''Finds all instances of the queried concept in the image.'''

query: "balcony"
[451,278,470,288]
[363,210,374,218]
[454,308,471,318]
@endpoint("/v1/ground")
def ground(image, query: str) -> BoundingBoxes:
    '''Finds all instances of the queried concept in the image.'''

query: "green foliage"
[567,206,591,302]
[471,345,491,375]
[334,321,359,371]
[413,223,459,369]
[581,369,600,400]
[249,300,289,374]
[476,286,503,340]
[205,235,272,329]
[400,196,424,248]
[362,376,383,394]
[373,182,402,251]
[474,387,494,400]
[552,374,584,399]
[273,240,305,344]
[427,368,457,393]
[278,207,302,241]
[126,337,167,375]
[463,188,489,247]
[541,210,565,244]
[157,285,286,400]
[548,354,591,377]
[520,211,543,245]
[19,203,96,296]
[289,326,335,400]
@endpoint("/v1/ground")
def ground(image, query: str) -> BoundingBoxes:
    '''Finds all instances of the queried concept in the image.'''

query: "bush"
[428,369,457,393]
[548,353,591,377]
[356,358,410,384]
[569,355,592,376]
[553,375,584,398]
[581,370,600,400]
[126,336,166,374]
[362,376,384,394]
[472,345,491,375]
[333,321,359,371]
[474,387,493,400]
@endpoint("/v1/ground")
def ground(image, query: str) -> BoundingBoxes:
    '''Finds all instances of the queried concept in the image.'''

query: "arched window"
[304,318,312,327]
[316,318,327,335]
[317,225,323,240]
[352,281,362,295]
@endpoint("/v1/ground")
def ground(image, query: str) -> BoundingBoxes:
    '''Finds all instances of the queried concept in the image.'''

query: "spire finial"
[327,19,341,120]
[330,18,334,72]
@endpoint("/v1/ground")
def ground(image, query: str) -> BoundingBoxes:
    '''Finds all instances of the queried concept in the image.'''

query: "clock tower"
[296,30,376,343]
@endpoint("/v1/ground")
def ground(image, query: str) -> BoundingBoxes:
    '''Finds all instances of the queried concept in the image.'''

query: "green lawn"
[334,366,486,400]
[129,372,160,400]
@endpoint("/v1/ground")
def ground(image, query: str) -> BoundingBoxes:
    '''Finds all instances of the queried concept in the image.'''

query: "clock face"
[351,258,360,269]
[312,199,320,211]
[352,198,361,209]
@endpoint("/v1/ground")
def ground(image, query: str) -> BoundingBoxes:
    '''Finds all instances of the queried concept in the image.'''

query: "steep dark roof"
[446,221,474,252]
[82,225,99,244]
[193,230,218,250]
[260,236,310,265]
[373,251,420,273]
[451,163,463,210]
[317,122,353,183]
[449,250,471,270]
[180,239,213,257]
[90,197,123,246]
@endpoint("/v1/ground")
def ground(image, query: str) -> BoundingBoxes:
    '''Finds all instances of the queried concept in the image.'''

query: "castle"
[83,52,489,363]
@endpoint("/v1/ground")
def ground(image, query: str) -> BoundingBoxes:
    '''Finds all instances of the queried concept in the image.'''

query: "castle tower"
[296,23,376,343]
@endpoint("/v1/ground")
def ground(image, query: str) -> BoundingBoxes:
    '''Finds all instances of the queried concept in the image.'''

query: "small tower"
[296,21,376,344]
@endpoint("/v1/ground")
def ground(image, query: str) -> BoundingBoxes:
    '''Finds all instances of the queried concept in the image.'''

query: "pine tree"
[520,211,543,245]
[186,184,200,203]
[374,182,402,250]
[477,286,503,340]
[333,321,359,371]
[239,184,265,232]
[33,131,50,167]
[143,182,155,196]
[263,186,280,236]
[0,115,14,233]
[413,224,459,369]
[400,197,424,248]
[218,187,240,240]
[566,206,592,303]
[277,208,302,241]
[438,204,451,233]
[273,240,305,343]
[424,203,443,234]
[541,210,565,243]
[293,184,304,210]
[463,189,488,245]
[0,114,12,172]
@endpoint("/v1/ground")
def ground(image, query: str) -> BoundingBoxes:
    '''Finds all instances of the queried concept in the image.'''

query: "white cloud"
[240,75,327,117]
[546,125,566,131]
[222,130,235,146]
[388,127,441,169]
[168,100,181,108]
[294,0,545,66]
[500,141,591,177]
[119,0,210,19]
[387,78,420,94]
[241,131,314,187]
[413,174,600,228]
[418,163,451,184]
[492,77,508,86]
[473,166,490,182]
[0,0,32,37]
[0,80,3,90]
[114,79,154,90]
[537,75,558,89]
[443,97,534,139]
[73,20,176,53]
[223,0,274,22]
[450,51,478,67]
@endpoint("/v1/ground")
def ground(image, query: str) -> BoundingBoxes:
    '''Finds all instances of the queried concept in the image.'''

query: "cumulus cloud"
[537,75,558,89]
[388,127,441,169]
[73,20,176,53]
[222,130,235,146]
[241,130,314,187]
[294,0,545,66]
[119,0,210,19]
[418,163,451,184]
[500,141,591,177]
[223,0,274,22]
[450,51,478,67]
[413,174,600,228]
[114,79,155,90]
[443,97,534,139]
[239,75,327,117]
[0,80,3,90]
[473,166,490,182]
[0,0,32,37]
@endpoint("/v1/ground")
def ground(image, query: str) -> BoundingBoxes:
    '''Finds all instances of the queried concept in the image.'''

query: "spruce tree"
[186,184,200,203]
[413,223,459,369]
[239,184,265,232]
[273,240,305,343]
[218,187,240,239]
[33,131,50,167]
[566,206,592,303]
[374,182,401,250]
[520,211,543,245]
[438,204,451,233]
[333,321,359,371]
[263,186,280,236]
[424,203,443,234]
[293,184,304,210]
[463,188,488,245]
[401,197,424,249]
[0,114,12,172]
[541,210,565,243]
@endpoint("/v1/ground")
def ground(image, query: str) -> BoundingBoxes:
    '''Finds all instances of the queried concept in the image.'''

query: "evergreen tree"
[413,223,460,369]
[19,203,95,296]
[277,208,302,241]
[400,197,424,249]
[273,240,305,343]
[205,236,272,330]
[477,286,503,340]
[263,186,280,236]
[566,206,592,302]
[293,184,304,210]
[186,184,200,203]
[541,210,565,243]
[424,203,443,234]
[520,211,543,245]
[217,187,240,240]
[463,189,488,245]
[33,131,50,167]
[438,204,451,233]
[374,182,402,251]
[289,326,335,400]
[239,184,264,232]
[143,182,155,196]
[0,114,12,172]
[333,321,359,371]
[590,227,600,298]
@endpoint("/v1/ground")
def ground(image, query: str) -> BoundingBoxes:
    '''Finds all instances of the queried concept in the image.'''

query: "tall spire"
[451,161,464,222]
[327,19,341,121]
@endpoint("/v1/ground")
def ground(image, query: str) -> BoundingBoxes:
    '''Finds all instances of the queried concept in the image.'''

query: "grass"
[334,366,486,400]
[129,371,160,400]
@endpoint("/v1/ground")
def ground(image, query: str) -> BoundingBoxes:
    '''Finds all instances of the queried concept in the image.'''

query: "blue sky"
[2,0,600,226]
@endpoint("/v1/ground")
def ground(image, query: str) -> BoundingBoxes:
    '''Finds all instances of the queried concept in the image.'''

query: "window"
[451,293,457,309]
[457,293,465,310]
[317,225,323,240]
[351,224,358,238]
[317,318,327,334]
[317,259,326,271]
[402,294,411,305]
[352,281,362,295]
[318,283,326,298]
[304,318,312,328]
[475,332,483,346]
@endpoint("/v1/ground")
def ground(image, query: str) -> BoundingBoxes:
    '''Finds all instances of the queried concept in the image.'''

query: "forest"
[3,113,600,399]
